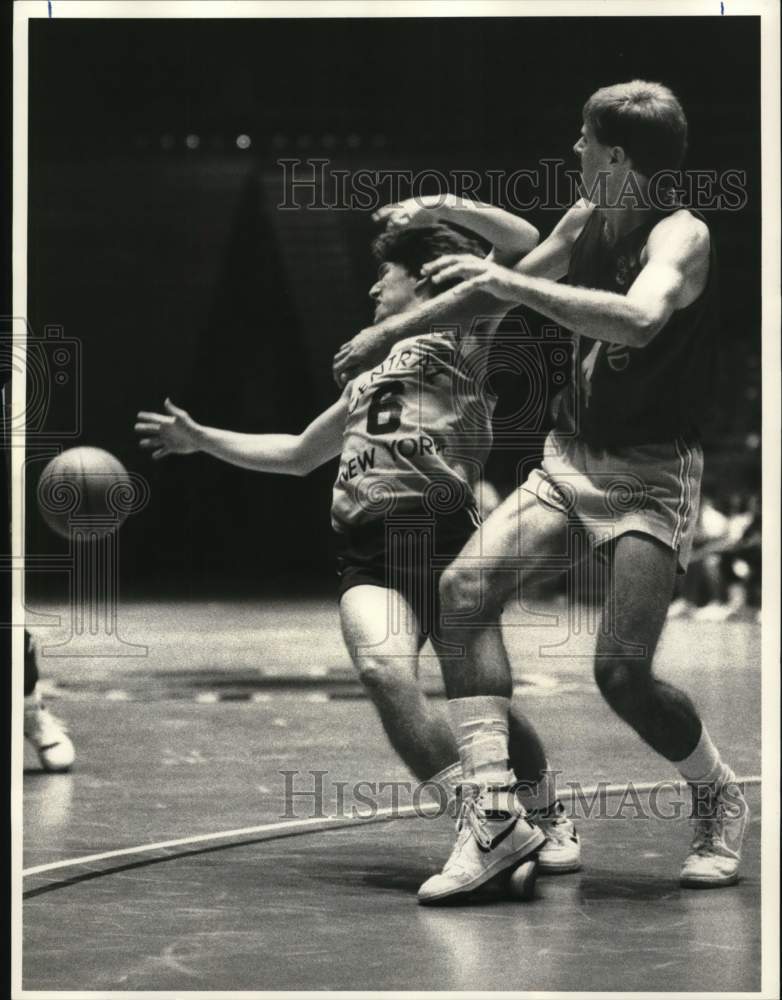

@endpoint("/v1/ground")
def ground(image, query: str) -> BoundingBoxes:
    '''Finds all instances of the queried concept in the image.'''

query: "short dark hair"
[372,223,488,291]
[583,80,688,177]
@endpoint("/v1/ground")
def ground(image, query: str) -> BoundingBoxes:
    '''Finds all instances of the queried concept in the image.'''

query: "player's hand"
[332,326,389,387]
[421,254,522,303]
[134,399,202,460]
[372,194,455,230]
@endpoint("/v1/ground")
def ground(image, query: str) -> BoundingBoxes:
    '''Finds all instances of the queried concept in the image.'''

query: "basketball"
[37,447,132,538]
[508,857,539,901]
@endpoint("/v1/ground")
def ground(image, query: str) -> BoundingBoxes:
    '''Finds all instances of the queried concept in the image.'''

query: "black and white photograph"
[7,0,780,995]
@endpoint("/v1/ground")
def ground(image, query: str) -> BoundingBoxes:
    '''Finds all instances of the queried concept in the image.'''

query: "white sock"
[422,761,462,814]
[447,696,512,786]
[675,727,732,787]
[515,764,558,813]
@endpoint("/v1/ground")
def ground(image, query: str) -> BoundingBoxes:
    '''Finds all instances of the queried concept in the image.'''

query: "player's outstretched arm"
[135,395,348,475]
[423,210,710,348]
[373,194,540,265]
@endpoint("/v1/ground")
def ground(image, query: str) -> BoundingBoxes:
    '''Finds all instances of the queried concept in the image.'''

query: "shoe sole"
[418,827,546,905]
[680,873,740,889]
[538,859,582,875]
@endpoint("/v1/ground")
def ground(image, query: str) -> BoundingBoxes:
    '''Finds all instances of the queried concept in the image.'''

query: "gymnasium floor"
[22,598,763,993]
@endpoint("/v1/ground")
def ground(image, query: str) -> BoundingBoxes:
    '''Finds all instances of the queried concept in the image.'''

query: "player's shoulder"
[648,208,710,258]
[550,199,596,244]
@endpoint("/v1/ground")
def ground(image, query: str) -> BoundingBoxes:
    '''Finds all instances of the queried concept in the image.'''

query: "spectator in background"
[668,487,761,621]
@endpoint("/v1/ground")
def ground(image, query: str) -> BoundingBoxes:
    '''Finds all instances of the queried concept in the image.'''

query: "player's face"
[573,121,614,204]
[369,262,420,322]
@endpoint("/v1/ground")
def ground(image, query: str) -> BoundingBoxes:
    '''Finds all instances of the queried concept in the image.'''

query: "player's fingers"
[134,422,160,434]
[429,264,468,285]
[371,203,399,222]
[151,448,167,460]
[421,254,460,275]
[138,438,160,450]
[136,411,168,423]
[164,398,186,417]
[333,352,353,376]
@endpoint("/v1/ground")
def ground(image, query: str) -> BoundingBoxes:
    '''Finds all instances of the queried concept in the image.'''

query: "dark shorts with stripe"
[335,507,477,637]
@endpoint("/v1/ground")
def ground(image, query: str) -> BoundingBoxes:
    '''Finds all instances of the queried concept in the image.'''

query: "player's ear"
[609,145,628,166]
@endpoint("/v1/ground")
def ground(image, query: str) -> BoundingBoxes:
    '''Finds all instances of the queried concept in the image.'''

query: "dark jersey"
[555,208,720,448]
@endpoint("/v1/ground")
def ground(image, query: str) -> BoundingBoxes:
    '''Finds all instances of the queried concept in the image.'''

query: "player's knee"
[593,659,646,715]
[439,565,499,621]
[354,654,408,695]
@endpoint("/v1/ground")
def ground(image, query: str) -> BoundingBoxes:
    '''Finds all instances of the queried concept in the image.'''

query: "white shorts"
[520,430,703,574]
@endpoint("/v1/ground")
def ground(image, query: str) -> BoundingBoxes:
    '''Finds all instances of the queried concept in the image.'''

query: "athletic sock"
[447,696,513,786]
[515,763,558,814]
[424,761,462,815]
[674,726,732,788]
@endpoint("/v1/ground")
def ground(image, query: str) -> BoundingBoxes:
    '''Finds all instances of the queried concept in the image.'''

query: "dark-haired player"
[137,210,582,900]
[334,81,749,897]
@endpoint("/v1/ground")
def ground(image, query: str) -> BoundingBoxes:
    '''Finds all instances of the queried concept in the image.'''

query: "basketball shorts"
[335,506,477,636]
[520,430,703,574]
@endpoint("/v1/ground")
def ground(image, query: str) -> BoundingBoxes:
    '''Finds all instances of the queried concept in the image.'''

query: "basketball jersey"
[331,328,495,530]
[556,208,720,448]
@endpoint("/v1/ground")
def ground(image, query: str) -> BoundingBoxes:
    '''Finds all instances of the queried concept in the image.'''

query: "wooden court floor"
[21,599,764,993]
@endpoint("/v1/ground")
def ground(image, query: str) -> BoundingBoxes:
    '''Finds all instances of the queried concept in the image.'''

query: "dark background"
[24,16,761,596]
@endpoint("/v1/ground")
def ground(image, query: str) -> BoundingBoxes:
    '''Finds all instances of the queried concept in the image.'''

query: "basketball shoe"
[528,799,582,874]
[680,775,749,887]
[24,691,75,773]
[418,783,545,904]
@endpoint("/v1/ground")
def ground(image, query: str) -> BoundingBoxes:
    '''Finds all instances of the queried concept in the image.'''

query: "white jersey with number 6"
[331,328,495,530]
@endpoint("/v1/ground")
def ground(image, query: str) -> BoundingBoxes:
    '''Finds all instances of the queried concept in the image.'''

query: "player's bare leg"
[418,490,579,902]
[596,531,748,886]
[340,584,459,783]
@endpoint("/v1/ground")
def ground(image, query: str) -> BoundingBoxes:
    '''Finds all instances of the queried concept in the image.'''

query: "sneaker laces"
[541,809,574,843]
[690,793,728,855]
[455,787,493,850]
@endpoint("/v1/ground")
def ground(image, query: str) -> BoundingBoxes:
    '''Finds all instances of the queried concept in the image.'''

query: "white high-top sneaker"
[680,777,749,888]
[418,783,545,905]
[24,692,75,773]
[530,800,582,874]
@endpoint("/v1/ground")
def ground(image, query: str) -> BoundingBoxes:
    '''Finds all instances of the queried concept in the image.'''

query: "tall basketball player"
[333,81,749,901]
[136,208,583,892]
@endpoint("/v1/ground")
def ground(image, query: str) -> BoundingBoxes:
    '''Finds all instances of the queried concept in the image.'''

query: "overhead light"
[236,134,252,150]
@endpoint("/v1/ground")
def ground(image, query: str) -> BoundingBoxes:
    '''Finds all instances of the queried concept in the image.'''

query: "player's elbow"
[289,446,321,477]
[288,454,313,477]
[497,225,540,264]
[634,312,666,347]
[525,224,541,250]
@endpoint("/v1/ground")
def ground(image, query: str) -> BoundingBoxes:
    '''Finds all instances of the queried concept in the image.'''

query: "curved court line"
[23,774,761,879]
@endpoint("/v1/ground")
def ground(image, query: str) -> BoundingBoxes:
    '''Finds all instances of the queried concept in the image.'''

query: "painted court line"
[23,775,761,878]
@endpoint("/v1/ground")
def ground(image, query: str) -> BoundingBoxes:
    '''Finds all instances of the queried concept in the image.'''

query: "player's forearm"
[363,279,482,353]
[197,427,312,476]
[438,199,539,262]
[503,273,657,347]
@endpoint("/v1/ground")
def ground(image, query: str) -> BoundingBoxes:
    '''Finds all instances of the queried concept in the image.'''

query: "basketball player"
[136,209,582,893]
[1,371,75,772]
[333,81,748,900]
